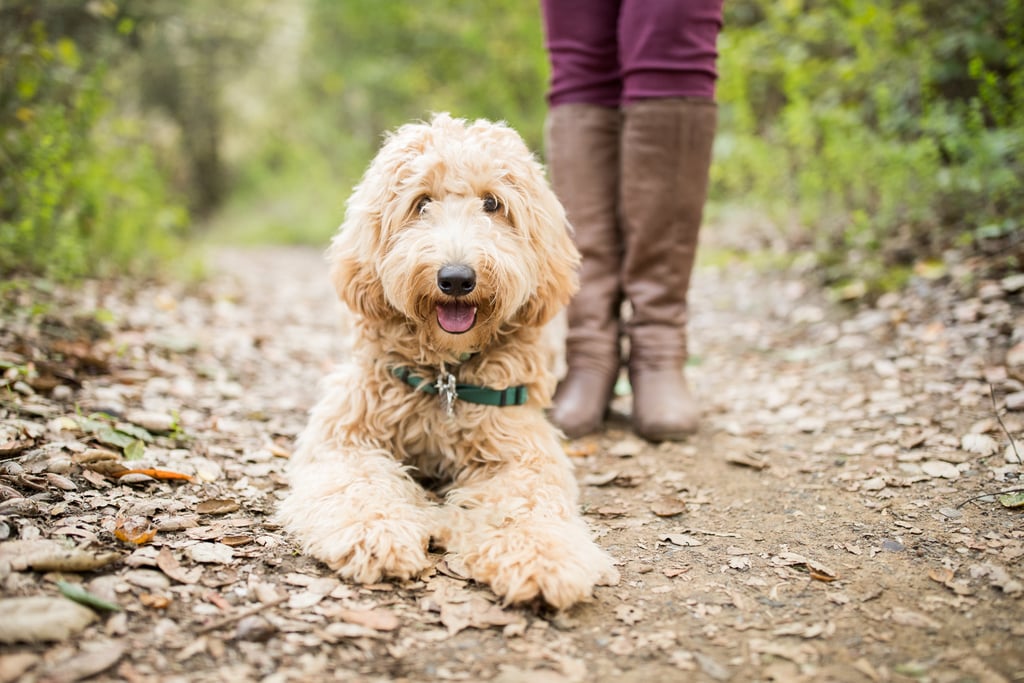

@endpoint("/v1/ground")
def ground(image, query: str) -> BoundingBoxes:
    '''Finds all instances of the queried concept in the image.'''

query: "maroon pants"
[541,0,723,107]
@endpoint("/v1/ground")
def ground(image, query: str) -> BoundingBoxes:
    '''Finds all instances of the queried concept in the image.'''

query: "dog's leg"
[441,420,619,609]
[279,446,433,583]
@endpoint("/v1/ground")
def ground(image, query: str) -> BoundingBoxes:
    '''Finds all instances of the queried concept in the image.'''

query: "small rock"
[126,411,176,433]
[1006,392,1024,411]
[1007,342,1024,368]
[50,385,73,402]
[235,615,276,642]
[881,539,905,552]
[1002,273,1024,293]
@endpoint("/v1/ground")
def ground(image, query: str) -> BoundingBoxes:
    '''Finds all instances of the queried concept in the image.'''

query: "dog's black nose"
[437,264,476,297]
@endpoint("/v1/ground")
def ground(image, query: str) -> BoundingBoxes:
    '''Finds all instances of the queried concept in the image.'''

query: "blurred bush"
[2,0,1020,283]
[715,0,1023,285]
[0,1,187,280]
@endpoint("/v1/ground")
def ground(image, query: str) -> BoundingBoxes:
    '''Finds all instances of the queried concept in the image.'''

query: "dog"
[278,113,618,609]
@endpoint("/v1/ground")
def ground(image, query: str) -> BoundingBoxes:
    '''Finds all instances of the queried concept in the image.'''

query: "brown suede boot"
[620,98,717,441]
[546,104,624,438]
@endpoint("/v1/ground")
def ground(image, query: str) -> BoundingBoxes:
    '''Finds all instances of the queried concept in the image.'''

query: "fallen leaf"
[772,552,838,580]
[139,594,171,609]
[606,438,644,457]
[187,542,234,565]
[961,433,998,457]
[920,460,960,480]
[582,471,619,487]
[37,640,125,683]
[997,491,1024,508]
[57,581,122,612]
[156,547,202,585]
[564,441,598,458]
[439,596,523,635]
[113,468,193,482]
[0,597,96,643]
[123,439,146,461]
[726,451,769,470]
[0,539,120,573]
[650,496,687,517]
[114,516,157,545]
[338,608,401,632]
[0,652,39,683]
[196,499,241,515]
[888,607,940,630]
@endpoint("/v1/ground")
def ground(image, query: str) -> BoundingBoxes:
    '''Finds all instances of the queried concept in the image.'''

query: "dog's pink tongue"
[437,301,477,334]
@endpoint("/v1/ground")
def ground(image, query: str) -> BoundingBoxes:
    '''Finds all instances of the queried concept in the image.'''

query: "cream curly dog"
[278,114,619,609]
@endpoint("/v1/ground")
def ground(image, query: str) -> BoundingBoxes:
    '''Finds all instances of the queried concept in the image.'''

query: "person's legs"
[541,0,622,108]
[617,0,721,440]
[542,0,626,438]
[618,0,722,104]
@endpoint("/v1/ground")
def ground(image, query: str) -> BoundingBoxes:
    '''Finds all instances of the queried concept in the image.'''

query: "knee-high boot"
[546,104,624,438]
[620,98,717,441]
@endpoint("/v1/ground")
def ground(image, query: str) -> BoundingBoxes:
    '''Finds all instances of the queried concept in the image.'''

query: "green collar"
[391,366,528,415]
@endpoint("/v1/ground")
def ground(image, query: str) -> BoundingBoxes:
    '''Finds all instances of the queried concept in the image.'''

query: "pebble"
[50,384,73,402]
[126,410,176,433]
[235,615,277,642]
[1006,392,1024,411]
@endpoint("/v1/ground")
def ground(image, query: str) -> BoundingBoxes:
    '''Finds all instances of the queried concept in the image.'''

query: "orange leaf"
[139,593,171,609]
[114,468,193,482]
[114,515,157,545]
[809,569,838,582]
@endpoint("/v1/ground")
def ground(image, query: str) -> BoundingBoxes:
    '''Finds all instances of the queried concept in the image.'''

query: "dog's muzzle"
[436,264,477,334]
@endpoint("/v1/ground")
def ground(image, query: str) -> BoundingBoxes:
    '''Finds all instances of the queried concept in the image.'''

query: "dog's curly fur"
[278,114,619,609]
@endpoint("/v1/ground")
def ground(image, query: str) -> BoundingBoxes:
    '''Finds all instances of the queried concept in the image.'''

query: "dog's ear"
[514,173,581,328]
[327,171,396,321]
[328,229,390,321]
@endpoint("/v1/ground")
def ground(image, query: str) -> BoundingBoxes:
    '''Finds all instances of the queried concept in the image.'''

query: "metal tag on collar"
[435,365,458,418]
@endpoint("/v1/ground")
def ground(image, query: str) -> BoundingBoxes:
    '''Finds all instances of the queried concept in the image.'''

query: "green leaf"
[123,439,145,461]
[94,426,133,449]
[997,492,1024,508]
[57,580,122,612]
[117,423,154,443]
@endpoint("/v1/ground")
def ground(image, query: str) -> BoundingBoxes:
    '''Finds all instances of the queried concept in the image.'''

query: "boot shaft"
[620,98,717,366]
[545,104,625,367]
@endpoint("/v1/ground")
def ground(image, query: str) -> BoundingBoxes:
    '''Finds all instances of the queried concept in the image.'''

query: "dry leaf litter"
[1,245,1022,682]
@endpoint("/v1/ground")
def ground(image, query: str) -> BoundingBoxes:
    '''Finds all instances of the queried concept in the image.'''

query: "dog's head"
[329,113,579,356]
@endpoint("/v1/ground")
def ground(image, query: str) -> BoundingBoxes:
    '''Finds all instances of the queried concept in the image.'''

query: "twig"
[956,487,1024,509]
[196,595,288,635]
[991,384,1022,465]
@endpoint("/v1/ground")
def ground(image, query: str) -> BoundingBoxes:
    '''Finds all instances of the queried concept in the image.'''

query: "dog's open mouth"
[436,301,477,334]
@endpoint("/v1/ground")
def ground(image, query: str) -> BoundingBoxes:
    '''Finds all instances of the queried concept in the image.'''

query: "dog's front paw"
[461,522,617,609]
[304,518,431,583]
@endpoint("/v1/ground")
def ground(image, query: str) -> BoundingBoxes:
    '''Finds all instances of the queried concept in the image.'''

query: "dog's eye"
[416,196,432,214]
[482,194,501,213]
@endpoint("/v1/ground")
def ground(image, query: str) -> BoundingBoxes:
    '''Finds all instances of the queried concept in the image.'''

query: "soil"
[1,243,1022,683]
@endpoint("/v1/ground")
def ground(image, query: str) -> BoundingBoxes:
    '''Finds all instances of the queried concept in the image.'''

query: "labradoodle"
[278,114,618,609]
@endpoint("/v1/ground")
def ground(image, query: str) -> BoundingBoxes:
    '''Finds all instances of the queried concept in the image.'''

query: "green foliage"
[0,2,187,280]
[214,0,550,245]
[715,0,1024,283]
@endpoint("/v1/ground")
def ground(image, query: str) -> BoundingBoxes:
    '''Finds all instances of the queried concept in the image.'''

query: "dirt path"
[1,245,1022,683]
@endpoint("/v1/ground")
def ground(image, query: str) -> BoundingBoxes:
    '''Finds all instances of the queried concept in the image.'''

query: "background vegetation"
[1,0,1021,286]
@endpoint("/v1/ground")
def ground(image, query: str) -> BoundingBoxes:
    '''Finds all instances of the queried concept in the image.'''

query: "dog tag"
[435,368,458,418]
